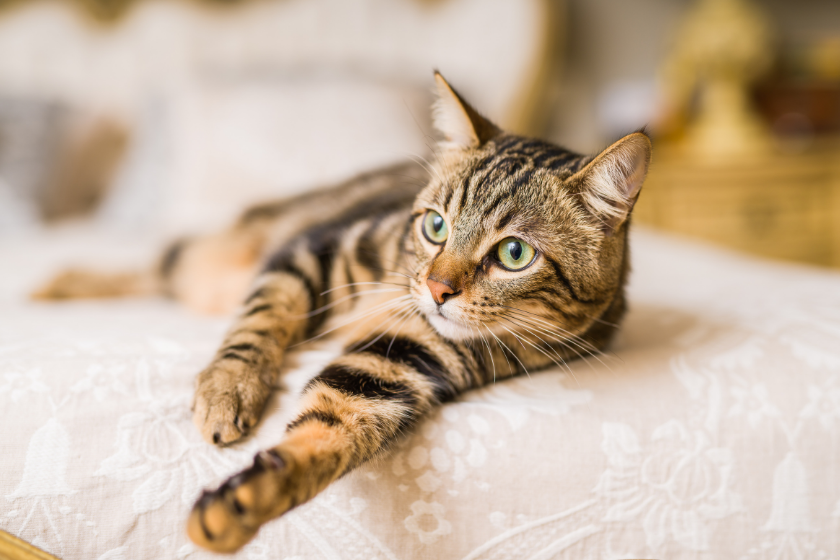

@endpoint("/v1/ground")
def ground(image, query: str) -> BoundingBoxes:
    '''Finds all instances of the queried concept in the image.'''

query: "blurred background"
[0,0,839,268]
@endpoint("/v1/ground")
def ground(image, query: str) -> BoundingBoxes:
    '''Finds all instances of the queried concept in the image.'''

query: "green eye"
[497,237,536,270]
[422,210,448,244]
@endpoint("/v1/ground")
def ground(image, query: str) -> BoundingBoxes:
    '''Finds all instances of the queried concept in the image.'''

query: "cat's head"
[409,72,651,345]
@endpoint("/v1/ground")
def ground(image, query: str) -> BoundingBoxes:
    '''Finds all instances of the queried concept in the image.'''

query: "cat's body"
[35,74,650,553]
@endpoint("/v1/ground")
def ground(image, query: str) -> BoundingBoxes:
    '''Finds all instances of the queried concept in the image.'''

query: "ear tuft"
[432,71,499,149]
[574,132,652,236]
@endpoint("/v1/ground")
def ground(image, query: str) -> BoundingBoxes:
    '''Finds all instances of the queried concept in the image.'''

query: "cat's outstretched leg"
[192,271,310,444]
[187,325,470,552]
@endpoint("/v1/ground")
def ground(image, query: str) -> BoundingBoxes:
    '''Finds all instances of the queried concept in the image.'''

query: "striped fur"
[31,74,650,553]
[183,75,651,552]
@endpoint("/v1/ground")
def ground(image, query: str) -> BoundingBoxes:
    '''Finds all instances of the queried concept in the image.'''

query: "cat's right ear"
[433,71,500,149]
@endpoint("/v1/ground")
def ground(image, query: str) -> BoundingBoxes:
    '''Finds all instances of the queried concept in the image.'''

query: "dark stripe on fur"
[220,351,252,363]
[457,173,473,215]
[357,336,458,402]
[160,238,188,279]
[544,256,597,304]
[239,201,287,223]
[244,287,268,305]
[286,410,343,431]
[520,289,578,319]
[399,215,415,258]
[263,254,320,324]
[306,365,416,403]
[245,303,273,317]
[265,195,415,332]
[441,338,476,387]
[496,209,516,229]
[442,182,456,210]
[225,343,258,353]
[356,218,383,280]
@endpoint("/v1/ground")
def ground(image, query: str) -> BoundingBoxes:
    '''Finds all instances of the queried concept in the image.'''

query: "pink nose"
[426,279,457,305]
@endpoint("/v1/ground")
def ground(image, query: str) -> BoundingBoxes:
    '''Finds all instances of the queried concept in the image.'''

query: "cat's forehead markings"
[437,179,457,210]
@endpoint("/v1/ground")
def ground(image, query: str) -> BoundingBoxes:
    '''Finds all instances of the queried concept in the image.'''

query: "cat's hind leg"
[31,227,264,316]
[30,268,160,300]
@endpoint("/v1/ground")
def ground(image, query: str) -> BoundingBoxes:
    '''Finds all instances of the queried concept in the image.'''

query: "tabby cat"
[36,73,651,553]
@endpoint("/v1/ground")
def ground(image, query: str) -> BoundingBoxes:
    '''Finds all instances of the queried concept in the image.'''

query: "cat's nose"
[426,278,460,305]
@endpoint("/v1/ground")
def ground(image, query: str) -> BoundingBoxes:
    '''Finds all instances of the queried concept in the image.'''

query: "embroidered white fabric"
[1,226,839,559]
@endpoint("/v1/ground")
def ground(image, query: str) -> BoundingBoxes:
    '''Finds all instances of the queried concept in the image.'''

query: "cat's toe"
[187,488,258,553]
[196,393,242,445]
[193,367,270,445]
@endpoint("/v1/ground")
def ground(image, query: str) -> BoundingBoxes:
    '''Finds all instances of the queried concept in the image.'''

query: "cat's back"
[240,160,429,254]
[159,160,427,315]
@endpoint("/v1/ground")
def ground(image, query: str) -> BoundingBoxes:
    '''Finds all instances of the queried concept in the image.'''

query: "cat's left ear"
[433,71,500,149]
[571,132,652,236]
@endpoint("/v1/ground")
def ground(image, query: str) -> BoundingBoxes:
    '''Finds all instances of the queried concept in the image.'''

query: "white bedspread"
[2,227,840,560]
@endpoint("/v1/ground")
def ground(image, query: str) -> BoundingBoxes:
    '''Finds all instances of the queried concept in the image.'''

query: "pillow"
[157,76,433,233]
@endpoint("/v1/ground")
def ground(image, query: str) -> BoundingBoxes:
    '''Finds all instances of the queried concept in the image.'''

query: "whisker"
[498,305,606,357]
[300,287,407,319]
[484,325,512,375]
[498,305,597,344]
[350,303,417,353]
[321,281,407,295]
[500,313,593,362]
[498,314,586,366]
[385,304,420,358]
[499,311,616,375]
[347,262,412,280]
[398,151,445,186]
[398,101,442,166]
[353,248,416,276]
[475,327,496,383]
[290,295,412,347]
[485,324,530,378]
[497,321,580,387]
[581,313,620,329]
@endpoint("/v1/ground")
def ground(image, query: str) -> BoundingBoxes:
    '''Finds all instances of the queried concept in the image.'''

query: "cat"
[35,72,651,553]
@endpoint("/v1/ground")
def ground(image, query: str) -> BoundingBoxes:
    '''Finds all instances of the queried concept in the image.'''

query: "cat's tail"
[30,268,162,300]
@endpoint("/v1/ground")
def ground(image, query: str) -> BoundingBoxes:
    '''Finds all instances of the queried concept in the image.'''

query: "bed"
[2,1,840,558]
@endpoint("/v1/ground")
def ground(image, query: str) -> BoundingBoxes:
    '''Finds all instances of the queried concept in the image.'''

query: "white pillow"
[161,77,433,233]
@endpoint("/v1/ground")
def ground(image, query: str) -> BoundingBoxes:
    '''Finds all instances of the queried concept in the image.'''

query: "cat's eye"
[422,210,449,244]
[497,237,536,270]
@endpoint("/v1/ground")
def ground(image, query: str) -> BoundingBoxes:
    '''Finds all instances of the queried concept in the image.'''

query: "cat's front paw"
[187,449,291,552]
[192,364,271,445]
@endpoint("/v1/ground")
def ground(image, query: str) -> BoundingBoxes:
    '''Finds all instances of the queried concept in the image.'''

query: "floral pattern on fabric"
[2,231,840,559]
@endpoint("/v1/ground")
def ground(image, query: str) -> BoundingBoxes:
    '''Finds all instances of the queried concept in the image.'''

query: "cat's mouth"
[425,307,474,341]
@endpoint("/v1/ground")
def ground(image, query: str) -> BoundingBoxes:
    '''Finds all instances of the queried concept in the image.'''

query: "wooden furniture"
[634,137,840,268]
[0,530,59,560]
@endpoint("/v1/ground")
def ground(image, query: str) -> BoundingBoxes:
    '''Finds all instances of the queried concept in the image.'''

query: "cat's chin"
[425,312,474,341]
